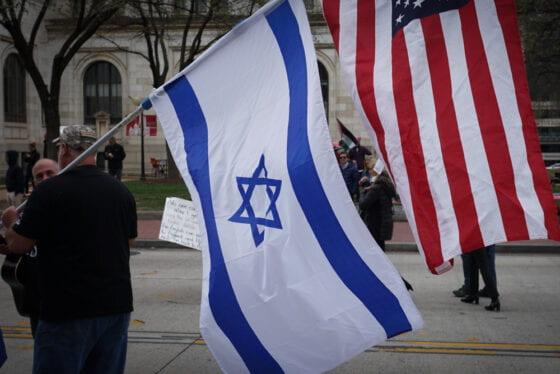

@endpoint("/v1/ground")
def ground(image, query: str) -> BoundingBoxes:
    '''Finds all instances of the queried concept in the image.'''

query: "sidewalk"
[136,211,559,253]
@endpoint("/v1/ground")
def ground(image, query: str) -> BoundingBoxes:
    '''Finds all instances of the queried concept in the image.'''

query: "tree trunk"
[43,98,62,160]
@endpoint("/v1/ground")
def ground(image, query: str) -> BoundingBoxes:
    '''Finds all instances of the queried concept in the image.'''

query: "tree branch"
[97,34,150,60]
[28,0,50,53]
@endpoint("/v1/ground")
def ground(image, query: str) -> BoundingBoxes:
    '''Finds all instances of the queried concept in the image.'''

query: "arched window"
[83,61,122,124]
[4,53,26,122]
[318,61,329,116]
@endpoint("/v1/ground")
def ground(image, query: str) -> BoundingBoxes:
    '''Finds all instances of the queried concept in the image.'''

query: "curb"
[133,239,559,254]
[385,242,559,254]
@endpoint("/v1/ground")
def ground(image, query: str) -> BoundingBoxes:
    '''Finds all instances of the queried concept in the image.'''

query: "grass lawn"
[124,180,190,211]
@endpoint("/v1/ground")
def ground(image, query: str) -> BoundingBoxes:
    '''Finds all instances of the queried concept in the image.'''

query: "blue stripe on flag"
[0,328,6,368]
[165,77,282,373]
[266,0,412,337]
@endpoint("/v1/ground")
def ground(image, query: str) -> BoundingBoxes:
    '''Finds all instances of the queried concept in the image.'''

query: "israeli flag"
[150,0,422,372]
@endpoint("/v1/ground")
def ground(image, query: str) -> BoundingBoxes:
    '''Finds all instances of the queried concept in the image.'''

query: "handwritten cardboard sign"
[159,197,201,250]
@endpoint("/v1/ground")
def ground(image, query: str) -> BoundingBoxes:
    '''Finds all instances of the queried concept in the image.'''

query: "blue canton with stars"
[392,0,470,36]
[229,155,282,247]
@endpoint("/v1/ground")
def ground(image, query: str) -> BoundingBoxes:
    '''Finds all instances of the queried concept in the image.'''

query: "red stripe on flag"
[392,31,444,272]
[322,0,340,50]
[495,0,560,239]
[459,2,529,241]
[355,0,391,174]
[421,16,485,251]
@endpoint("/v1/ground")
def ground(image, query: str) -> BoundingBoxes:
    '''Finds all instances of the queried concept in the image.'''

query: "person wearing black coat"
[359,170,413,291]
[359,171,395,250]
[104,137,126,181]
[339,152,359,201]
[5,150,25,206]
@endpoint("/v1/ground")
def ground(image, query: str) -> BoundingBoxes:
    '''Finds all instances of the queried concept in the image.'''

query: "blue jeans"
[33,313,130,374]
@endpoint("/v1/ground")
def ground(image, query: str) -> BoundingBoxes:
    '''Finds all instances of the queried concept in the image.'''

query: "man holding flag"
[150,0,422,371]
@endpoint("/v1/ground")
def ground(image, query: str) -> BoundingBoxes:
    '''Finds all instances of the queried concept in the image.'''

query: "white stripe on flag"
[440,10,506,245]
[404,21,460,260]
[151,87,249,373]
[475,0,546,238]
[372,1,425,261]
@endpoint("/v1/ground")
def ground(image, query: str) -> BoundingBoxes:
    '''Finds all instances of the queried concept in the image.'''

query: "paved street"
[1,249,560,373]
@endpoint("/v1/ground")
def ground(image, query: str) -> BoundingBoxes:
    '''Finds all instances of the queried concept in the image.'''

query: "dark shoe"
[485,298,501,312]
[403,278,413,291]
[453,285,466,297]
[460,295,479,304]
[478,288,491,298]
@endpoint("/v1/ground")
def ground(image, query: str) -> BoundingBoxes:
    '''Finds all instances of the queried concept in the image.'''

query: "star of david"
[229,154,282,247]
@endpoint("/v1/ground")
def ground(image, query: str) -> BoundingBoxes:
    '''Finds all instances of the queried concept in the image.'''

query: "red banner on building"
[126,114,157,136]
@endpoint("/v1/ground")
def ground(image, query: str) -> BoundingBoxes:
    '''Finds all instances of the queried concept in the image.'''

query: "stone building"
[0,0,558,179]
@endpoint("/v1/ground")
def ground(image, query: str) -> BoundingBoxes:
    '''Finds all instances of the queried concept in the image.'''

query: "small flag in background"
[323,0,560,274]
[338,119,358,150]
[0,328,7,368]
[150,0,422,372]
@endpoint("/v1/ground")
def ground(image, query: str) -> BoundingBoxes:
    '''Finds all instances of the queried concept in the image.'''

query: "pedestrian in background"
[5,150,24,206]
[1,125,137,373]
[339,152,359,201]
[455,245,500,311]
[359,170,413,291]
[23,142,40,194]
[104,137,126,181]
[348,137,371,176]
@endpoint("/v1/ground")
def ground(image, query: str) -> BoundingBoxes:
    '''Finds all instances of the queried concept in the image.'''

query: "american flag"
[322,0,560,274]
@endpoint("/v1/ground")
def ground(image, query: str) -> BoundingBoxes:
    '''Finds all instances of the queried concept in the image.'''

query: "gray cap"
[53,125,97,149]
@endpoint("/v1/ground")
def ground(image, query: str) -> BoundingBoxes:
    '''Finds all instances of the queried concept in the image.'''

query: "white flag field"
[150,0,422,372]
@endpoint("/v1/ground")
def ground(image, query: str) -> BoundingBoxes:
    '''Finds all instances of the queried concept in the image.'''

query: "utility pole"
[140,113,146,181]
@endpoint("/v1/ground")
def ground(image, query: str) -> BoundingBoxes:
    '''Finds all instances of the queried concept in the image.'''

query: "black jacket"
[104,143,126,170]
[23,150,40,173]
[359,174,396,242]
[5,150,24,194]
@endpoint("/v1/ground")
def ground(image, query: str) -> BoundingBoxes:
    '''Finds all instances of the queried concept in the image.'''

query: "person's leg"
[472,247,498,298]
[82,313,130,374]
[475,245,500,311]
[33,319,93,374]
[486,245,497,288]
[462,253,473,292]
[454,254,472,297]
[116,168,123,181]
[461,251,479,303]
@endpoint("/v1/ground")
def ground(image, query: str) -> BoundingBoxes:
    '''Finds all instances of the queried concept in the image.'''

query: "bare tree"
[517,0,560,101]
[0,0,124,158]
[103,0,264,179]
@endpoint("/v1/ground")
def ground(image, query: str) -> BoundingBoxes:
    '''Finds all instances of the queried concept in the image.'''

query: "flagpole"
[9,98,153,216]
